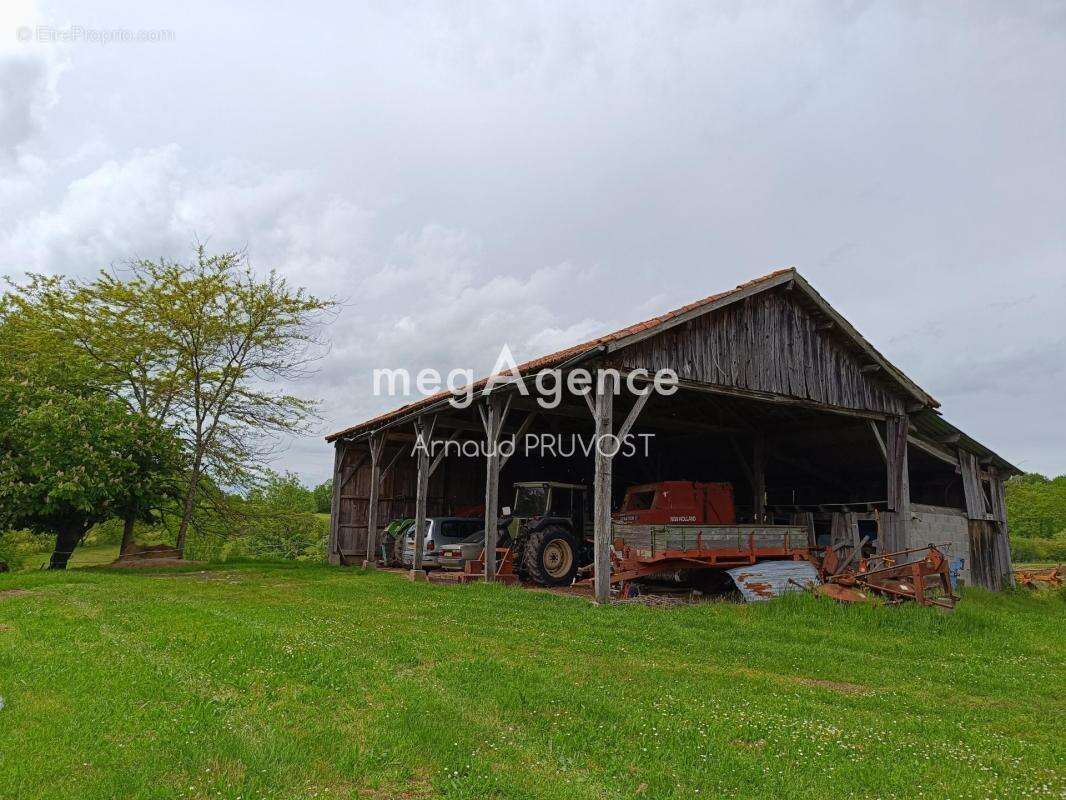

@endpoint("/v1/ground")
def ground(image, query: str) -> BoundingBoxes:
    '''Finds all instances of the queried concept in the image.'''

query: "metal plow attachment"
[821,544,959,609]
[1013,565,1063,589]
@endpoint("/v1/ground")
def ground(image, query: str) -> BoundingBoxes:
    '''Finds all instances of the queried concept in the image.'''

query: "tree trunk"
[48,524,84,570]
[174,464,201,558]
[119,515,136,556]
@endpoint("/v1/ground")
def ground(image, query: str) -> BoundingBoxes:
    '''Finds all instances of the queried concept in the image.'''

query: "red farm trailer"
[608,482,813,592]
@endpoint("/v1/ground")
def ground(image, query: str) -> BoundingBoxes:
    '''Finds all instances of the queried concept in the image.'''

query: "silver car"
[437,529,486,571]
[401,517,484,569]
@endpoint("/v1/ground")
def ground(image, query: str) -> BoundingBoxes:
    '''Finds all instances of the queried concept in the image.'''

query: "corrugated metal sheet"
[726,560,822,602]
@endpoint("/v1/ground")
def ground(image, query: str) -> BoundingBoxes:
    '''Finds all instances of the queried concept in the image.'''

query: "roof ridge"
[326,267,796,441]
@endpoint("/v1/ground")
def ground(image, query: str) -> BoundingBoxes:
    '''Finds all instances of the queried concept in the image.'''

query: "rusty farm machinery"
[817,543,960,609]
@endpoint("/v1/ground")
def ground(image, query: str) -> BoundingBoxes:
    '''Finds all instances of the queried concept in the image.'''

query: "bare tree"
[126,247,336,555]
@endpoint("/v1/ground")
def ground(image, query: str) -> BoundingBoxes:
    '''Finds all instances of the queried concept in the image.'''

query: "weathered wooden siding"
[959,450,1013,590]
[616,289,907,415]
[881,416,910,552]
[988,467,1015,588]
[333,440,484,561]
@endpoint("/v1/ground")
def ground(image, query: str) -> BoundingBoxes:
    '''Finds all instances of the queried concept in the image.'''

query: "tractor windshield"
[514,485,549,517]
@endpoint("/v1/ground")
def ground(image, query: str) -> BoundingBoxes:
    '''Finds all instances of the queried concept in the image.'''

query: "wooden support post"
[752,435,766,522]
[988,467,1015,588]
[410,415,435,580]
[882,415,910,552]
[378,443,406,487]
[801,511,816,547]
[429,428,461,478]
[592,372,615,604]
[328,441,344,565]
[830,512,847,551]
[848,511,861,556]
[500,411,537,472]
[478,393,510,581]
[959,449,988,519]
[578,375,651,603]
[363,432,386,569]
[869,420,887,463]
[961,450,1005,591]
[616,389,652,444]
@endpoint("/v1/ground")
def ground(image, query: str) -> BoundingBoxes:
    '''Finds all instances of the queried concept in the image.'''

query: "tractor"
[438,481,590,585]
[501,481,592,586]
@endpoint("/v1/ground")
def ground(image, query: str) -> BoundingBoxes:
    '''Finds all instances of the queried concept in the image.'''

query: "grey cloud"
[932,342,1066,398]
[1,0,1064,482]
[0,55,48,160]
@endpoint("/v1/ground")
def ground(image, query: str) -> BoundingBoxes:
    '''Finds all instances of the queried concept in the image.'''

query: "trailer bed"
[611,523,812,583]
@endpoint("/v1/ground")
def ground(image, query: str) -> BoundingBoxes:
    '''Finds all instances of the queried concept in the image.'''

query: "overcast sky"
[2,1,1064,483]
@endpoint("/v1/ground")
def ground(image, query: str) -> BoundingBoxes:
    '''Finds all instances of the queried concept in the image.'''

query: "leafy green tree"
[312,479,333,514]
[1006,473,1066,540]
[3,273,182,553]
[0,382,182,568]
[169,474,328,563]
[0,529,50,571]
[250,471,317,513]
[1005,473,1066,564]
[0,297,184,568]
[5,247,336,558]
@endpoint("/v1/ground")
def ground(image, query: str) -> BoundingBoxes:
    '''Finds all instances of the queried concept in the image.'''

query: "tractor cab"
[512,481,589,535]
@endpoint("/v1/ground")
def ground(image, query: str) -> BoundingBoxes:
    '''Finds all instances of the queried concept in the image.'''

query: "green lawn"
[0,563,1063,800]
[66,543,122,568]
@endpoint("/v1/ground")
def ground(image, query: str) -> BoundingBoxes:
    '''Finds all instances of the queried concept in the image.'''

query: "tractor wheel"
[521,526,579,587]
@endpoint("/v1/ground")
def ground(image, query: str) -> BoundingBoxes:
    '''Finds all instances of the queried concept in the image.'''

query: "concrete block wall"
[908,503,972,587]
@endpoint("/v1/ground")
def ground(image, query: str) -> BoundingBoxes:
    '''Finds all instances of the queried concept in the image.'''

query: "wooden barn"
[326,268,1017,602]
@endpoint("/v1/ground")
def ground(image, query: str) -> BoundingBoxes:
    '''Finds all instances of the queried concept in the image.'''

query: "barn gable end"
[611,285,908,417]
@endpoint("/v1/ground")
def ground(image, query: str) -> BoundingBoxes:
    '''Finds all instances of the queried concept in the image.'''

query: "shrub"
[84,518,125,546]
[1011,532,1066,563]
[170,496,330,563]
[312,480,332,514]
[239,508,330,561]
[0,529,52,571]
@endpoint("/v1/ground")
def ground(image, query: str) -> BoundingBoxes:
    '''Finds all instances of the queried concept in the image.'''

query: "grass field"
[0,562,1063,800]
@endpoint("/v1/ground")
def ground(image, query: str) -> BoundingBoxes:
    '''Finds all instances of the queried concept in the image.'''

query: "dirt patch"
[793,677,870,695]
[732,738,768,750]
[352,768,435,799]
[106,558,201,569]
[0,589,34,599]
[736,666,872,696]
[149,570,243,583]
[616,593,695,607]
